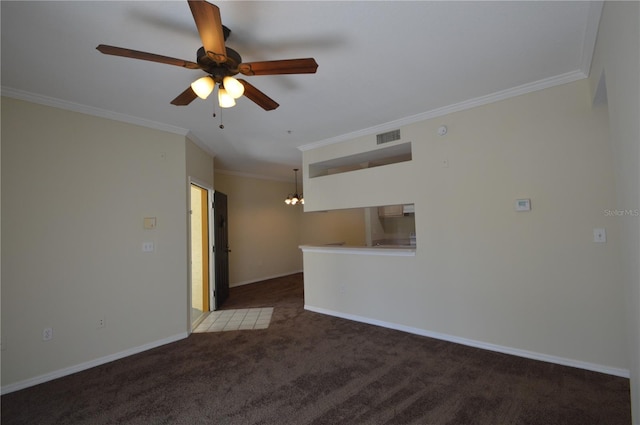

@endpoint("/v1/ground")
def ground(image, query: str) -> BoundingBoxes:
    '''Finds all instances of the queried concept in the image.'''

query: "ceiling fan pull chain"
[211,97,224,129]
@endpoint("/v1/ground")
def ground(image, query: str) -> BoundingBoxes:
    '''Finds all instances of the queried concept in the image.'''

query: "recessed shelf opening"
[309,142,411,178]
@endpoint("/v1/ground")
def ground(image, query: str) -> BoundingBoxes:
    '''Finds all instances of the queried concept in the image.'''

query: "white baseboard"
[230,270,303,288]
[304,305,630,378]
[1,332,189,395]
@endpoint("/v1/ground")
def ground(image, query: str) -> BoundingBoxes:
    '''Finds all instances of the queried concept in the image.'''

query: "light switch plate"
[142,242,154,252]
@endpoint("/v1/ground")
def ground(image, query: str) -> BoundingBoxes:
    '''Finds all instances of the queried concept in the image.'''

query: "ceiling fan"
[97,0,318,111]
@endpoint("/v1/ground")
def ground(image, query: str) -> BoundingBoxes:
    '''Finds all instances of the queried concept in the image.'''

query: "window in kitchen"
[367,204,416,247]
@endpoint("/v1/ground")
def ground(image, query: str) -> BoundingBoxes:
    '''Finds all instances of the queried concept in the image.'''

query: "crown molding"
[1,86,189,137]
[298,70,586,152]
[215,168,291,183]
[298,3,603,154]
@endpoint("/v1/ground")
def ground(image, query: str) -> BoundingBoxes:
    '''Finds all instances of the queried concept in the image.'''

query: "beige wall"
[303,78,628,376]
[185,138,214,187]
[214,172,303,286]
[588,2,640,421]
[213,171,370,286]
[1,98,189,390]
[190,185,204,312]
[300,208,367,246]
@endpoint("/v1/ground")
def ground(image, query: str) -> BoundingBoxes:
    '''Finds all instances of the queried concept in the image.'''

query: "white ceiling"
[1,1,601,181]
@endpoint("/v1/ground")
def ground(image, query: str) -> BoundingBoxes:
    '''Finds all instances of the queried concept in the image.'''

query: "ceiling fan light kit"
[191,76,215,99]
[218,87,236,108]
[222,76,244,99]
[97,0,318,117]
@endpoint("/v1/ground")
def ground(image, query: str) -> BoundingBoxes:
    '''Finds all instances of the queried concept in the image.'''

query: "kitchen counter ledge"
[299,244,416,257]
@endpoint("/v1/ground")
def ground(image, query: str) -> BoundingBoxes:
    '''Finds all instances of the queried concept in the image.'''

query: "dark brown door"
[213,191,230,309]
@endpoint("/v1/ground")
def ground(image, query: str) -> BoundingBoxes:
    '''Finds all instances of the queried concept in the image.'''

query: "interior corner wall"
[588,2,640,422]
[186,138,214,188]
[1,97,188,390]
[213,172,303,286]
[302,78,628,376]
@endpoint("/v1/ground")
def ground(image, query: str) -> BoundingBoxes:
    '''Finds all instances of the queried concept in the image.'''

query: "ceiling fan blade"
[188,0,227,64]
[171,86,198,106]
[237,79,279,111]
[96,45,201,69]
[238,58,318,76]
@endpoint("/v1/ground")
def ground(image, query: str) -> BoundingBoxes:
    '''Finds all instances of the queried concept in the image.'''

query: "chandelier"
[284,168,304,205]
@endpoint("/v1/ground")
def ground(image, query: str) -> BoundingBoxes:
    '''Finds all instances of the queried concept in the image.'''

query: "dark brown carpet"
[1,273,631,424]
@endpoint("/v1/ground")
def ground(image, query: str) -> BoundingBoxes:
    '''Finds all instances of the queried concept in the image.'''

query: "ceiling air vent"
[376,129,401,145]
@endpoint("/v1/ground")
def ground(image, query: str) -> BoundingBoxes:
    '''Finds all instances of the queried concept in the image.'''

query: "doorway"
[190,183,212,328]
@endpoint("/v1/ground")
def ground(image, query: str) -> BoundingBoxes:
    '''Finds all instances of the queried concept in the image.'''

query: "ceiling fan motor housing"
[196,46,242,82]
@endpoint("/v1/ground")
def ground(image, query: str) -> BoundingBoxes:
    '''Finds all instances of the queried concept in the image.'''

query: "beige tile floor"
[193,307,273,333]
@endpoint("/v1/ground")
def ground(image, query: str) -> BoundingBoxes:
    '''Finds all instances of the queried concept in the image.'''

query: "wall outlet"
[98,317,106,329]
[43,327,53,341]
